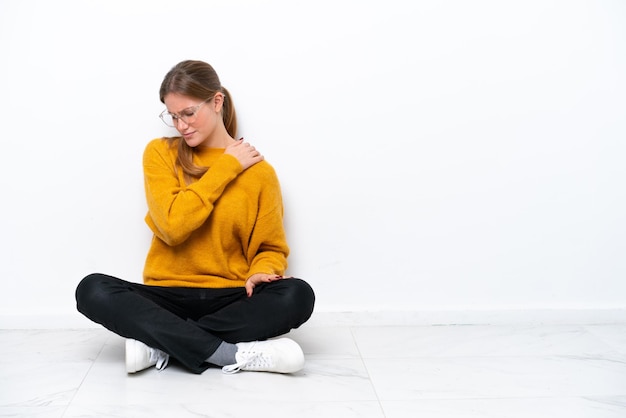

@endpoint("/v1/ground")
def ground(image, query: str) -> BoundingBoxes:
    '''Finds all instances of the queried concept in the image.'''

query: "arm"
[143,140,243,246]
[244,168,290,296]
[248,208,290,275]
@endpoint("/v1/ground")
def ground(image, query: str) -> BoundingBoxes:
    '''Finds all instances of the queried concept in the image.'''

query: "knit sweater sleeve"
[142,139,243,246]
[246,165,290,276]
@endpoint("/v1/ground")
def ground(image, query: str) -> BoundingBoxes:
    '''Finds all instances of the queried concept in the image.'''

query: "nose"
[174,117,190,130]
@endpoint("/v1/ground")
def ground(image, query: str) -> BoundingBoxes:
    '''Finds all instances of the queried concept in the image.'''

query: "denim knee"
[284,278,316,325]
[75,273,115,316]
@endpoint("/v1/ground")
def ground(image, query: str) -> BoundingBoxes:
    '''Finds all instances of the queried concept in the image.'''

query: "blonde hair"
[159,60,237,182]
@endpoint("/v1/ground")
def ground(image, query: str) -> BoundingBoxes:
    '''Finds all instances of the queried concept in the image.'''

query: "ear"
[213,93,225,112]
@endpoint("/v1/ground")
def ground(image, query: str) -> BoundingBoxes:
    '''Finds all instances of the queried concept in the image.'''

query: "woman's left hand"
[245,273,285,297]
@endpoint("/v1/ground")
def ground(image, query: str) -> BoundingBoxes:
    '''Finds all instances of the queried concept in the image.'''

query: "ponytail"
[222,87,237,139]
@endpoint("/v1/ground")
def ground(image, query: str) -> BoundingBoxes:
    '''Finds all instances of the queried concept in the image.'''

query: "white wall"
[1,0,625,327]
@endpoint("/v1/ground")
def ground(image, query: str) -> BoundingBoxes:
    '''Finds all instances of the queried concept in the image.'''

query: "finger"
[245,280,255,297]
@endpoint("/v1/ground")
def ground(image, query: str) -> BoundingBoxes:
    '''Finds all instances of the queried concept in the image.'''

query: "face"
[163,92,224,148]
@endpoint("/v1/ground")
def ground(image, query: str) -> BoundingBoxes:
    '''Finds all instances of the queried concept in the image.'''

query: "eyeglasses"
[159,96,214,127]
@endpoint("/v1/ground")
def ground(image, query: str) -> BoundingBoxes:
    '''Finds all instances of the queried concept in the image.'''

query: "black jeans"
[75,273,315,374]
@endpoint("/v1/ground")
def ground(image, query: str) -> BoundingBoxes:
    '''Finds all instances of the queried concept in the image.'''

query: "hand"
[225,139,264,170]
[245,273,285,297]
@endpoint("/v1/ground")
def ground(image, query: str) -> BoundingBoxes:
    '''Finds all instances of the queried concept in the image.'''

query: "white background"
[1,0,625,326]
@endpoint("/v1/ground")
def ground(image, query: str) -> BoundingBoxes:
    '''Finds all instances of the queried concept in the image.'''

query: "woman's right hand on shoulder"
[225,139,264,170]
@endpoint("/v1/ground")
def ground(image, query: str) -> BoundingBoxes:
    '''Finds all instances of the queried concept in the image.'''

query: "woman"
[76,60,315,375]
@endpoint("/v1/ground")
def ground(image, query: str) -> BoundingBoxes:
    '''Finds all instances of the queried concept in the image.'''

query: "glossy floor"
[1,323,625,417]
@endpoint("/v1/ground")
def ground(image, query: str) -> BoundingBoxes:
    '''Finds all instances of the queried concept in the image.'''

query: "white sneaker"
[222,338,305,374]
[125,339,169,373]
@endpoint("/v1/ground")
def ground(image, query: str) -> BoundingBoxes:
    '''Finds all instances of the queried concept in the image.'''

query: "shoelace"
[151,348,169,371]
[222,347,271,374]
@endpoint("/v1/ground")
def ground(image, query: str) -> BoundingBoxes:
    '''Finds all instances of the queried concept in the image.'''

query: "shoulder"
[143,137,179,162]
[249,161,283,199]
[235,160,281,193]
[144,137,178,154]
[246,160,283,208]
[248,160,279,180]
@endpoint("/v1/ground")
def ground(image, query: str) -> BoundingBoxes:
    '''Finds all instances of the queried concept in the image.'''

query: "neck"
[199,126,236,149]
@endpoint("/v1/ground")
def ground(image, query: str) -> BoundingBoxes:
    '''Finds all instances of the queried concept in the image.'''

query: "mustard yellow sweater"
[142,138,289,288]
